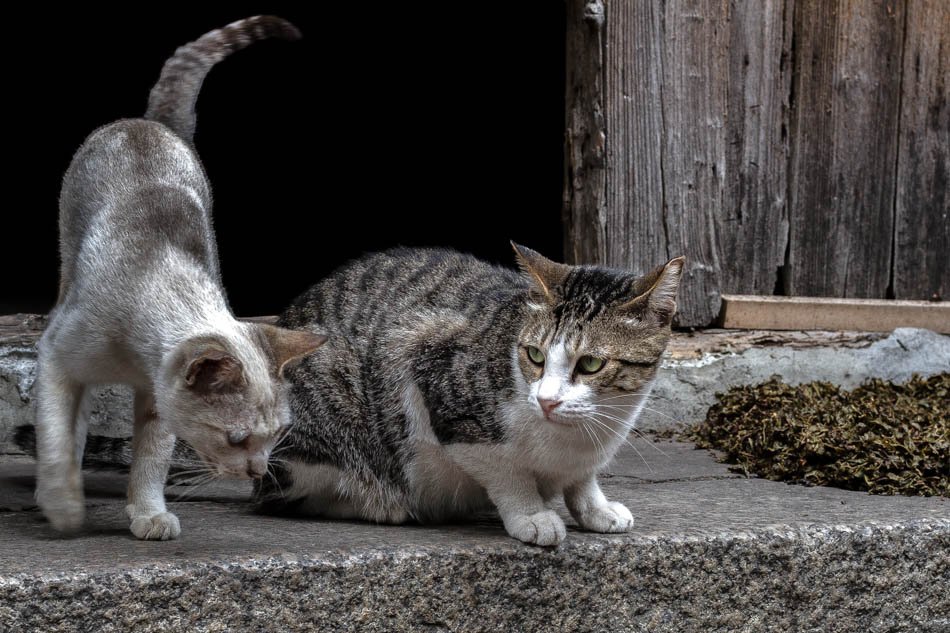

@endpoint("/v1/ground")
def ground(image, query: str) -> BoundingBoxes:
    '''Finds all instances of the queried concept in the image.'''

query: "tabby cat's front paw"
[126,507,181,541]
[576,501,634,533]
[504,510,567,546]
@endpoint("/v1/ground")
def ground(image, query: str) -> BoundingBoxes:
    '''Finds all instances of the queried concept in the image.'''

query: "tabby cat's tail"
[145,15,301,143]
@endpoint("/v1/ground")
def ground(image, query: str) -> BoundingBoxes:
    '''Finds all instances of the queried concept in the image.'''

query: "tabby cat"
[34,16,324,540]
[259,245,683,545]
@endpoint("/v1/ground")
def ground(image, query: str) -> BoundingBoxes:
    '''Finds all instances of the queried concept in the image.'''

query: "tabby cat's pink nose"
[538,397,562,415]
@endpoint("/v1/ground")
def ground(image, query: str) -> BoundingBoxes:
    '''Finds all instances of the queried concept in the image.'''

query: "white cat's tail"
[145,15,301,143]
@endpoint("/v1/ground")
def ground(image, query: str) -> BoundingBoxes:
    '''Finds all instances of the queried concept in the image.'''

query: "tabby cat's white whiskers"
[584,414,655,472]
[261,245,684,546]
[598,402,682,425]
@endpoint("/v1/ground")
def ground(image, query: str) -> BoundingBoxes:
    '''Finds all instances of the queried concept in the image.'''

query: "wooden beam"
[719,295,950,333]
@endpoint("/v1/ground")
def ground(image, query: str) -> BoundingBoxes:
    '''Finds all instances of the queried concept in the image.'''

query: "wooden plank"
[563,0,607,265]
[720,295,950,333]
[655,0,729,326]
[894,0,950,302]
[720,0,793,296]
[603,0,668,277]
[786,0,906,298]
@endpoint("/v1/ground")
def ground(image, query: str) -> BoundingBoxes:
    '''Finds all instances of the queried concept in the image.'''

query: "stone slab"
[1,443,947,632]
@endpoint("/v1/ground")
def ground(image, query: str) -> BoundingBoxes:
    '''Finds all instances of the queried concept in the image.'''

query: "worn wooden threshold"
[719,295,949,334]
[2,313,891,361]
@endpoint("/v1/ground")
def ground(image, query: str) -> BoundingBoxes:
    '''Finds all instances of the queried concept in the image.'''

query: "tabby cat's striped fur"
[259,245,683,545]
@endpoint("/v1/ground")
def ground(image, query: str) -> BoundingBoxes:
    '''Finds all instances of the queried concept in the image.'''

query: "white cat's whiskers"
[170,472,217,501]
[264,463,287,501]
[270,443,297,459]
[271,426,297,453]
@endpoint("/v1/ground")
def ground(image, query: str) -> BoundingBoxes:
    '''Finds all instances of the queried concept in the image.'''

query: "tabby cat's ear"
[619,256,685,323]
[184,342,246,393]
[511,241,571,303]
[257,324,327,377]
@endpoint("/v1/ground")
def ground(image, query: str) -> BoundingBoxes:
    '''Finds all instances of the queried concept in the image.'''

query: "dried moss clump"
[687,373,949,496]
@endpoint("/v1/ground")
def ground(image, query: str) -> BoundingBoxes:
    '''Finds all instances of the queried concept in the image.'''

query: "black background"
[4,4,565,315]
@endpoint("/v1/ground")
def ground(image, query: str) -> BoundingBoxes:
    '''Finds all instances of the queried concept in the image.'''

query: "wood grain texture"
[721,0,793,296]
[786,0,906,298]
[568,0,793,326]
[720,294,950,333]
[894,0,949,301]
[564,0,608,265]
[655,0,729,326]
[603,0,667,276]
[565,0,943,326]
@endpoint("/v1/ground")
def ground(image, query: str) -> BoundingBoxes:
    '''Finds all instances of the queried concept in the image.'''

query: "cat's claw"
[127,509,181,541]
[576,501,634,533]
[505,510,567,546]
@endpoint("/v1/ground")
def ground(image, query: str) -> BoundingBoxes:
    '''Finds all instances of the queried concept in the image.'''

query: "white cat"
[34,16,324,540]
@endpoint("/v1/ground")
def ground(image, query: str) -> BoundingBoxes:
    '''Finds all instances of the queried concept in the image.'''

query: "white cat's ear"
[619,256,685,323]
[185,345,246,393]
[511,241,571,303]
[258,324,327,377]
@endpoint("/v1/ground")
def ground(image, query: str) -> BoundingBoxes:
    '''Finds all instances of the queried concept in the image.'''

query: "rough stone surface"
[642,327,950,431]
[2,323,948,631]
[1,443,948,632]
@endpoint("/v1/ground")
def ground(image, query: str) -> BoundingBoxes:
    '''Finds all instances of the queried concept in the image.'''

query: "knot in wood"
[583,0,605,28]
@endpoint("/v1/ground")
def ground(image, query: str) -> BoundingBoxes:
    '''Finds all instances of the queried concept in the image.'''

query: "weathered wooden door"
[564,0,948,326]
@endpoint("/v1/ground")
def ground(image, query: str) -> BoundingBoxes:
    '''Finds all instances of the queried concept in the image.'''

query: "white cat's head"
[157,323,325,479]
[511,243,683,439]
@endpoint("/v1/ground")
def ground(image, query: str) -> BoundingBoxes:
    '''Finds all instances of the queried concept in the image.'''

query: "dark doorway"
[3,4,566,315]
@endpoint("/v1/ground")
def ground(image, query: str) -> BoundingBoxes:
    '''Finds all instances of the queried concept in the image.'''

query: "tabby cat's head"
[157,324,325,479]
[511,243,683,431]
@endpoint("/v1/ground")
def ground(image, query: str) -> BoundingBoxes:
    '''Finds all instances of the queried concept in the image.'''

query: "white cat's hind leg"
[73,386,94,466]
[564,475,633,533]
[34,355,87,533]
[126,391,180,540]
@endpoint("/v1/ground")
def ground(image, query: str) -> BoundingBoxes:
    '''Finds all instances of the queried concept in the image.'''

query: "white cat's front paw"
[127,508,181,541]
[39,494,86,533]
[505,510,567,546]
[576,501,634,533]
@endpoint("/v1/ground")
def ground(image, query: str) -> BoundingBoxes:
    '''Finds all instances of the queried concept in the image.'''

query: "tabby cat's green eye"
[577,355,605,374]
[526,346,545,365]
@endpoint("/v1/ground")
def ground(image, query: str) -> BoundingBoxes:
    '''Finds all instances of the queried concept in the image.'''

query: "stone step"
[1,443,947,632]
[2,321,947,631]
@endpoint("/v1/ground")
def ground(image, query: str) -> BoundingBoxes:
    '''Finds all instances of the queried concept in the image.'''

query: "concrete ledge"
[4,316,948,453]
[1,444,948,632]
[646,326,949,432]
